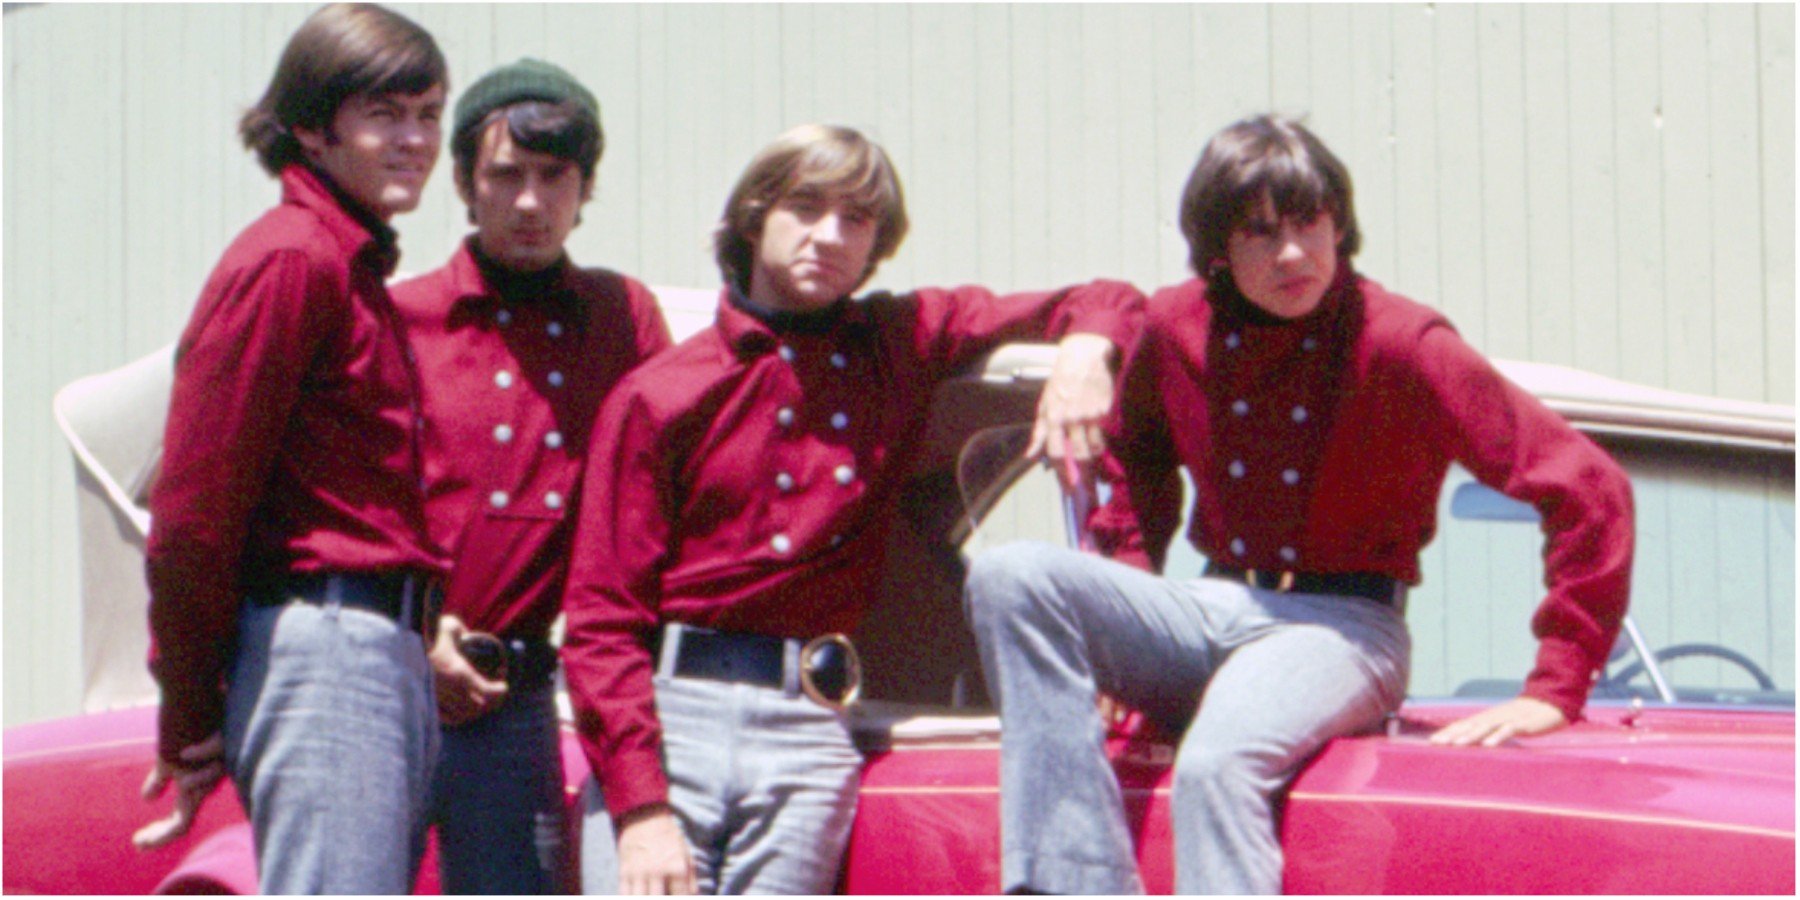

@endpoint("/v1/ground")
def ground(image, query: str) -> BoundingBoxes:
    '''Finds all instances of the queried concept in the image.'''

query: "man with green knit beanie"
[393,57,672,893]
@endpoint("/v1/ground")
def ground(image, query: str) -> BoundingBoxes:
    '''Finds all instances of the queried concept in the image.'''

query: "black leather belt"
[657,623,863,709]
[1203,562,1403,608]
[252,571,442,635]
[478,637,554,684]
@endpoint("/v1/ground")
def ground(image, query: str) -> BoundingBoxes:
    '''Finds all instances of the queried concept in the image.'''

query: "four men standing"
[137,5,1637,895]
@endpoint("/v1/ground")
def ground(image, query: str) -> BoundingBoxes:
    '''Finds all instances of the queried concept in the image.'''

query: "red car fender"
[151,823,257,895]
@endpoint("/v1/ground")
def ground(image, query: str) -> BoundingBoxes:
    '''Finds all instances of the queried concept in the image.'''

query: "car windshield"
[959,426,1795,711]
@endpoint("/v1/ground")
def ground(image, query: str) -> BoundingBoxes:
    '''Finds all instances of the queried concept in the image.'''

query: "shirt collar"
[444,237,579,310]
[716,283,876,358]
[279,164,400,277]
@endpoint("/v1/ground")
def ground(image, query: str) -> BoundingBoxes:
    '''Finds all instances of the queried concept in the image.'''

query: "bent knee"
[1173,742,1284,796]
[965,541,1072,626]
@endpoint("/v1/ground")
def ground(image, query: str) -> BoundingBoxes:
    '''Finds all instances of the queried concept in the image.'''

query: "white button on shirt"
[834,465,855,485]
[778,345,796,363]
[490,490,510,509]
[830,353,848,369]
[1282,468,1300,485]
[771,534,793,555]
[547,321,565,338]
[1279,546,1298,564]
[777,407,796,428]
[496,309,513,326]
[493,424,514,444]
[831,412,849,430]
[776,472,795,492]
[545,491,564,510]
[1231,399,1249,417]
[1230,538,1247,556]
[548,371,565,388]
[1225,333,1241,350]
[1292,406,1308,423]
[495,370,515,389]
[544,431,564,449]
[1228,460,1246,479]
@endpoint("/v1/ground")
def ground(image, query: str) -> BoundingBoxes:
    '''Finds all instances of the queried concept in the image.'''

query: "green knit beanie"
[453,58,599,141]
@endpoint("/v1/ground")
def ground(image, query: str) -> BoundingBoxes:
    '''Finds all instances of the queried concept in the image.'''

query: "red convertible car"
[6,338,1794,894]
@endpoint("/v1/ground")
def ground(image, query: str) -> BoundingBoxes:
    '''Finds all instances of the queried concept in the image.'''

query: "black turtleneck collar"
[727,282,849,336]
[305,164,398,254]
[469,239,570,304]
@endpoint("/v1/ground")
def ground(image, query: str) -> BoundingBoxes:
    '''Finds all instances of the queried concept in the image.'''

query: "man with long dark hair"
[967,115,1633,894]
[136,5,451,893]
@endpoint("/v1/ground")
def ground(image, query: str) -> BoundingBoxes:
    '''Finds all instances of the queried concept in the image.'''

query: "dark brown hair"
[713,124,909,292]
[239,3,447,175]
[1178,114,1360,275]
[453,100,603,195]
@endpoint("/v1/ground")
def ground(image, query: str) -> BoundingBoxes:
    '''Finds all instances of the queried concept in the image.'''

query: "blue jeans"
[430,678,567,894]
[580,672,863,894]
[222,598,439,894]
[966,542,1410,895]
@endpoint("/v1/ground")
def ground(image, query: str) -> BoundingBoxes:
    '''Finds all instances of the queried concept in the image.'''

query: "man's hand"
[617,804,697,895]
[132,733,225,851]
[1028,334,1118,493]
[1429,696,1568,747]
[429,615,507,726]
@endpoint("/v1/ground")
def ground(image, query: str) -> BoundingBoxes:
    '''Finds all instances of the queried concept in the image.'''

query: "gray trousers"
[223,598,439,894]
[581,671,862,894]
[966,541,1410,895]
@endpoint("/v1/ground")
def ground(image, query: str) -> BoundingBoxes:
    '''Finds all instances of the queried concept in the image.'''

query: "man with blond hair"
[561,123,1145,894]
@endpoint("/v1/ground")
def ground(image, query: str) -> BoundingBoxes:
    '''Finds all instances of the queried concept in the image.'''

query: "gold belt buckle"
[798,633,863,711]
[1245,569,1296,592]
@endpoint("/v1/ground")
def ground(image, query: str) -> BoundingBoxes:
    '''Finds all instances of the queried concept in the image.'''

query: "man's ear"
[292,125,327,159]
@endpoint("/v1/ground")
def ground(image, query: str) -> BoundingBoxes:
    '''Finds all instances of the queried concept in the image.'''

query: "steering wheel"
[1607,643,1778,692]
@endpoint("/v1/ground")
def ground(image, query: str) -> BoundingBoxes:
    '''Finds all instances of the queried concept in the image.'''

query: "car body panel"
[9,341,1794,894]
[842,704,1795,894]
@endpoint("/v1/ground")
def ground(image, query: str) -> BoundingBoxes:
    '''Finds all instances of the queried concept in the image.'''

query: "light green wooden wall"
[4,3,1793,725]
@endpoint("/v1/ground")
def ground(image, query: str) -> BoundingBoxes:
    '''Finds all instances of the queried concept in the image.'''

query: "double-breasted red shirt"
[563,281,1144,819]
[146,165,448,761]
[393,241,673,642]
[1091,270,1634,721]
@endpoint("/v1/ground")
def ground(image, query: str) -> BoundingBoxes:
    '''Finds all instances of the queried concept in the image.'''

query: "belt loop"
[658,623,684,678]
[398,574,418,632]
[321,573,345,612]
[1391,584,1409,615]
[781,638,802,698]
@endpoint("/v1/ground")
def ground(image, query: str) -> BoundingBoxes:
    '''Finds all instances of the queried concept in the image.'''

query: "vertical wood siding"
[4,3,1792,724]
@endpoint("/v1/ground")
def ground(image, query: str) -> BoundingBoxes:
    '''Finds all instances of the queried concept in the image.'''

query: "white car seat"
[52,343,174,711]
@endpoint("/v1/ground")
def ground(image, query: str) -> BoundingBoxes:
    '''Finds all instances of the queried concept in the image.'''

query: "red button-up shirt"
[1091,272,1634,721]
[146,165,449,761]
[394,241,673,641]
[563,280,1144,818]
